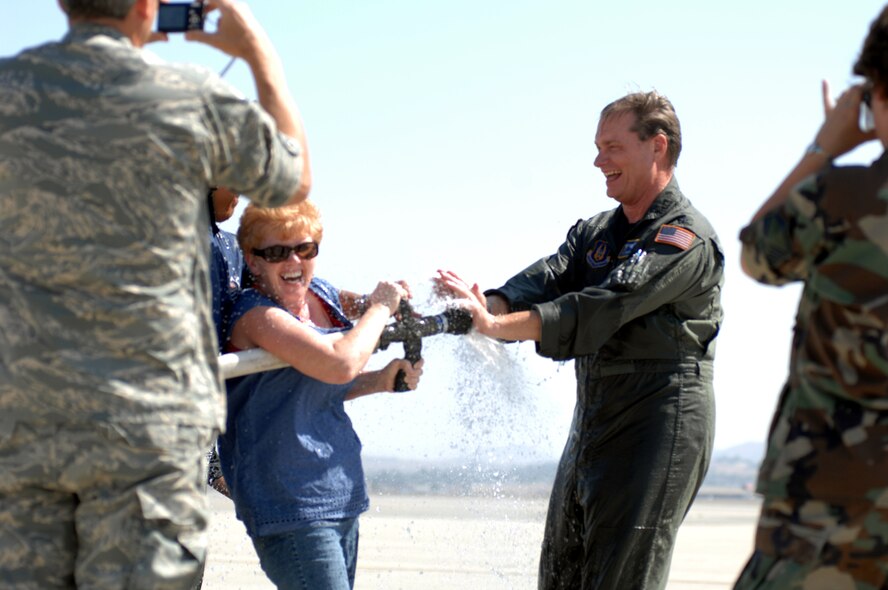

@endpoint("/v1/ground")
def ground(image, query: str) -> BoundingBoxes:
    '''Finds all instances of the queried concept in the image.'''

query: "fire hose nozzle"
[376,301,473,391]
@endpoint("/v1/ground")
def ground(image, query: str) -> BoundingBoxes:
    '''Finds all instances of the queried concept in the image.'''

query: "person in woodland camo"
[734,5,888,589]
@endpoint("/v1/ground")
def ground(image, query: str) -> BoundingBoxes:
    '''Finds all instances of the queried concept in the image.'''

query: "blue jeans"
[251,518,360,590]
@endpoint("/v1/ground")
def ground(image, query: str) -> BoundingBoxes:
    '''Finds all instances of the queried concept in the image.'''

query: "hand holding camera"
[194,1,273,64]
[162,0,309,185]
[813,80,877,160]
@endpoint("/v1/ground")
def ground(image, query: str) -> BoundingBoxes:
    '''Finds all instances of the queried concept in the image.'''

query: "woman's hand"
[382,358,424,392]
[368,281,409,316]
[345,359,425,400]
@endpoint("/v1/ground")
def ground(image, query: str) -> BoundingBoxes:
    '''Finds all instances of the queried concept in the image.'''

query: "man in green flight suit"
[438,90,724,589]
[734,6,888,589]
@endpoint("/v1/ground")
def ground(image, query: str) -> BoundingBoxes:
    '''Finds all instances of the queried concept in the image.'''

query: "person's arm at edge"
[436,270,542,342]
[243,37,311,204]
[484,292,511,316]
[742,81,873,277]
[187,0,311,203]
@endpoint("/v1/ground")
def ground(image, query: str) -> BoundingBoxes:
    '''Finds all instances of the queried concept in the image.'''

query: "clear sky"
[5,1,887,463]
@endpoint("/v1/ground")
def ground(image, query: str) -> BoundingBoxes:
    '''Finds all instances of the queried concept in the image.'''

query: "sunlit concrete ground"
[201,490,759,589]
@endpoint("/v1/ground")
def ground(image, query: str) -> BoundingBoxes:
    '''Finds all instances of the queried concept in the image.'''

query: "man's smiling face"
[593,112,659,208]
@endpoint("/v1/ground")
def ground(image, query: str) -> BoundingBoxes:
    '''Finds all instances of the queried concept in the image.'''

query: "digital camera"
[157,1,204,33]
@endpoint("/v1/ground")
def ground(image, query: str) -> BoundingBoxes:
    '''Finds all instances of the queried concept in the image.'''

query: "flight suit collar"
[634,176,684,223]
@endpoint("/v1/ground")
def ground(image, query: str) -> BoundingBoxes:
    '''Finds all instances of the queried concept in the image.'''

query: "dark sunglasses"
[252,242,319,263]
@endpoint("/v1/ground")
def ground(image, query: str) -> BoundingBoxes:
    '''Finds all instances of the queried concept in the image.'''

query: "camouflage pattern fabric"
[0,421,213,589]
[0,23,303,430]
[0,23,303,588]
[735,497,888,590]
[735,153,888,589]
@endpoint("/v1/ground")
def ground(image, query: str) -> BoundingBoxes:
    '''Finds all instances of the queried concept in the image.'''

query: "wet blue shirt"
[218,278,369,537]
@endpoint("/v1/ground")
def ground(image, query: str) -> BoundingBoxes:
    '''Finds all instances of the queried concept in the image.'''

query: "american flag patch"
[654,224,696,250]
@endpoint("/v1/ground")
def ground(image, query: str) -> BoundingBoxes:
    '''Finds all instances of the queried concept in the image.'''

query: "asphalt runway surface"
[200,491,759,589]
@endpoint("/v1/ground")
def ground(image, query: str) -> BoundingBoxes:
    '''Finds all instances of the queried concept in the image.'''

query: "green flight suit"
[491,178,724,589]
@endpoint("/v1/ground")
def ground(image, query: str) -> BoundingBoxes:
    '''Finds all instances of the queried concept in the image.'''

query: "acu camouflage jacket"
[0,25,303,431]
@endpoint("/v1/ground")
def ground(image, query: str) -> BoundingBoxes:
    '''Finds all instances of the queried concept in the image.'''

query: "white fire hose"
[217,304,473,380]
[219,348,288,380]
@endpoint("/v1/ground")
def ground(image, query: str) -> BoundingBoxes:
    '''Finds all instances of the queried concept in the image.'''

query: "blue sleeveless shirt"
[218,278,369,537]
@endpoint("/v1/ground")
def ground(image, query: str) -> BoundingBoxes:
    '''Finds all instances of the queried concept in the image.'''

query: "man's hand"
[436,269,542,343]
[184,0,272,64]
[435,269,492,332]
[186,0,312,204]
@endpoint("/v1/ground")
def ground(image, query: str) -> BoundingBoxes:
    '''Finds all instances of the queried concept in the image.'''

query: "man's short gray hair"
[600,91,683,169]
[60,0,137,20]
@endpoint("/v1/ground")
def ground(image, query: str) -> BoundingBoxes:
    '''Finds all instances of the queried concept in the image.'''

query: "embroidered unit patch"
[654,225,696,250]
[586,240,610,268]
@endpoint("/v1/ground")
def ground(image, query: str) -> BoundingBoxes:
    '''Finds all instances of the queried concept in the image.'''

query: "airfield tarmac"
[200,490,759,589]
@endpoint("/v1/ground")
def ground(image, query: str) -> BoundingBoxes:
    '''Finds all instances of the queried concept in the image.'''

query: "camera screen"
[157,5,192,32]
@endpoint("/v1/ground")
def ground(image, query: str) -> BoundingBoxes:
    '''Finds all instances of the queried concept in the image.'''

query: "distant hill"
[698,440,764,496]
[364,442,765,499]
[715,441,765,462]
[363,455,556,498]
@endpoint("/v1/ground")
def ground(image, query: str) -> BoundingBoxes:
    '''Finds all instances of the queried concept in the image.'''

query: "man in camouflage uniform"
[734,8,888,590]
[0,0,310,587]
[438,91,724,589]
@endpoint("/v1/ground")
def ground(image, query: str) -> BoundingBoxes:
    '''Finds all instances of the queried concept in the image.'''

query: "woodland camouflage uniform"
[735,154,888,590]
